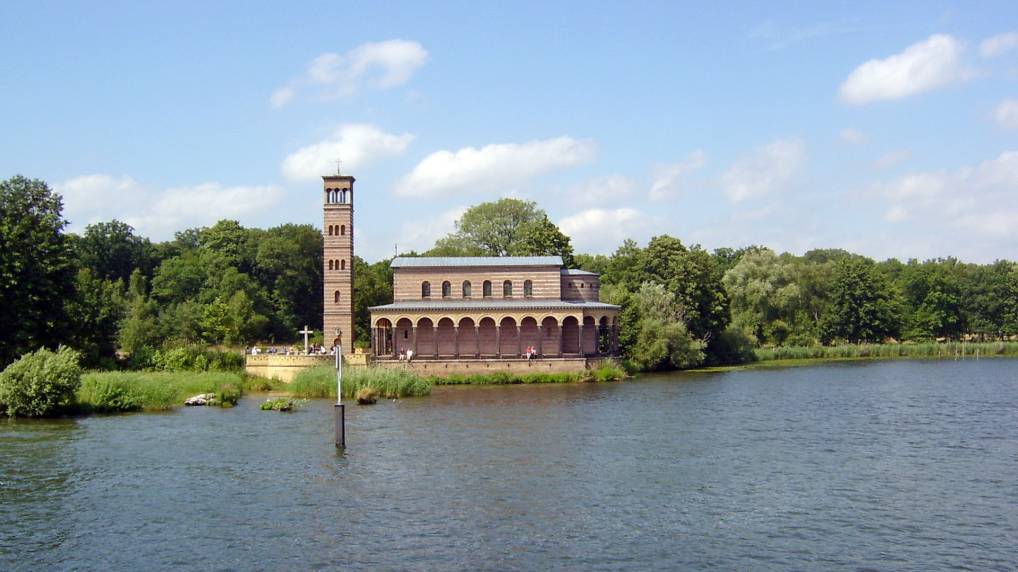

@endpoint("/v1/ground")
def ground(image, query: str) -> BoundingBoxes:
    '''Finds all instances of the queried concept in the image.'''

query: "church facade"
[368,257,621,360]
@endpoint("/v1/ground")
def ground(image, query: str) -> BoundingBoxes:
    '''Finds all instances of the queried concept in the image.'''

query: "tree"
[431,199,575,265]
[722,249,801,345]
[352,257,393,345]
[73,220,152,283]
[0,346,82,417]
[820,259,900,344]
[118,270,161,356]
[0,176,75,366]
[65,269,126,367]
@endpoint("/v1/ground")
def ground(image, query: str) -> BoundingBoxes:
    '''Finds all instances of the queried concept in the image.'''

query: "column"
[371,327,378,356]
[495,325,501,358]
[516,325,522,357]
[474,325,480,358]
[611,325,619,355]
[391,327,398,359]
[557,323,563,356]
[433,326,439,358]
[577,323,585,356]
[411,326,418,357]
[536,325,543,356]
[453,326,460,358]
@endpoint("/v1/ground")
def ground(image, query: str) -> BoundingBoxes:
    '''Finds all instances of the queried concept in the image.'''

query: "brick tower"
[323,172,355,354]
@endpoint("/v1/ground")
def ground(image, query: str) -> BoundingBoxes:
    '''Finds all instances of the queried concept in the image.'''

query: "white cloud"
[269,86,295,108]
[55,175,284,240]
[980,32,1018,58]
[558,207,651,254]
[839,34,970,104]
[281,124,414,182]
[720,139,804,202]
[559,175,634,206]
[874,149,913,169]
[993,99,1018,129]
[839,128,866,144]
[649,150,706,202]
[884,206,908,222]
[271,39,428,107]
[872,150,1018,240]
[393,136,596,198]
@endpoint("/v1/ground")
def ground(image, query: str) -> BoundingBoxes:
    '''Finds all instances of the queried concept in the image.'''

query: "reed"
[77,371,246,412]
[288,366,432,399]
[754,341,1018,362]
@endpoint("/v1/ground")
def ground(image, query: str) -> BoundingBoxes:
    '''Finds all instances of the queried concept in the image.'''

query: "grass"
[753,341,1018,362]
[76,371,252,413]
[288,366,432,399]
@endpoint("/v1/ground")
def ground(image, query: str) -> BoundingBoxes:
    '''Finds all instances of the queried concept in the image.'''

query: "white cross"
[335,158,343,175]
[298,325,313,353]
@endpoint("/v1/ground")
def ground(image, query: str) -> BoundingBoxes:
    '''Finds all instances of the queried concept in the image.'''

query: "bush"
[149,345,244,372]
[356,387,379,404]
[590,360,627,382]
[0,347,83,418]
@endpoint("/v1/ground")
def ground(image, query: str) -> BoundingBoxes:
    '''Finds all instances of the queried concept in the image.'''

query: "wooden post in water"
[334,330,346,449]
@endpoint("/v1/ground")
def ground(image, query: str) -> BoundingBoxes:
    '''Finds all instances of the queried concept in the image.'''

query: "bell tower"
[323,172,354,354]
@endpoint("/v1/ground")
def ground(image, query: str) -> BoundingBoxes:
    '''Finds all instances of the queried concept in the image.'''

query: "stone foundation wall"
[373,357,592,377]
[245,354,336,383]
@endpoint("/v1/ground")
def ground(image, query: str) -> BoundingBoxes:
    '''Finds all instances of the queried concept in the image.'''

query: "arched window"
[327,225,333,236]
[462,281,472,298]
[328,260,334,270]
[340,259,346,270]
[340,225,346,236]
[524,280,533,297]
[340,190,348,204]
[422,281,431,298]
[442,281,451,298]
[334,290,341,303]
[483,280,492,297]
[503,280,512,297]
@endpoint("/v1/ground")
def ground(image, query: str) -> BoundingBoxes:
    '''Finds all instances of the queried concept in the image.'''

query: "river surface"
[2,359,1017,570]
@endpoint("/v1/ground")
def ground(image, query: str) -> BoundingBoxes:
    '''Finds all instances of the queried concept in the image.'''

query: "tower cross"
[299,325,313,353]
[335,158,343,175]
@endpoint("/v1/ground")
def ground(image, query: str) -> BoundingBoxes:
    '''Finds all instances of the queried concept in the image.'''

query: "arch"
[327,225,333,236]
[373,317,394,357]
[598,316,611,355]
[334,290,341,304]
[457,316,477,357]
[340,225,346,236]
[498,316,519,356]
[340,259,346,270]
[328,260,334,271]
[483,280,492,297]
[561,316,580,354]
[416,317,435,356]
[396,317,414,354]
[520,316,540,355]
[503,280,513,297]
[442,281,451,298]
[524,280,533,297]
[339,189,348,204]
[541,316,560,356]
[436,317,456,356]
[421,281,431,298]
[478,317,498,356]
[582,316,598,355]
[462,280,472,298]
[372,316,394,328]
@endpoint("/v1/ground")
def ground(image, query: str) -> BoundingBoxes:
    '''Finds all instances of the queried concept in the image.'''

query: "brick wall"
[393,266,563,301]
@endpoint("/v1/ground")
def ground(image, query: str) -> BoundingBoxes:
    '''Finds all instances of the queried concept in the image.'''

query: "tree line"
[2,176,1017,371]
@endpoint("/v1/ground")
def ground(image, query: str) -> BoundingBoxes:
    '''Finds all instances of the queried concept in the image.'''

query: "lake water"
[2,359,1017,570]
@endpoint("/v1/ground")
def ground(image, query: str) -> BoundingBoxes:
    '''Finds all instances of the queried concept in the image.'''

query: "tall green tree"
[0,176,75,366]
[820,259,900,344]
[430,198,575,265]
[72,220,152,283]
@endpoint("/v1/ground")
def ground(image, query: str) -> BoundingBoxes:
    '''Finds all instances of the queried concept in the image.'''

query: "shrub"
[79,378,143,413]
[0,347,83,418]
[260,397,305,411]
[590,360,627,382]
[356,387,379,404]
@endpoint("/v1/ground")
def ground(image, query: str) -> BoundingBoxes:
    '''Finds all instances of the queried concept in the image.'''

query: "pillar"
[453,326,460,358]
[611,325,619,355]
[433,326,439,358]
[495,325,501,358]
[411,326,417,357]
[391,327,398,359]
[516,325,522,357]
[536,325,543,356]
[474,325,480,358]
[577,323,585,356]
[557,323,563,356]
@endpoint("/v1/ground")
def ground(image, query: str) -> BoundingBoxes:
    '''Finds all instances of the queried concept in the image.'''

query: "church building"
[367,257,621,361]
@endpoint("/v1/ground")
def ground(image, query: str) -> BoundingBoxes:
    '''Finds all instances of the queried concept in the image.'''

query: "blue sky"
[2,1,1017,262]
